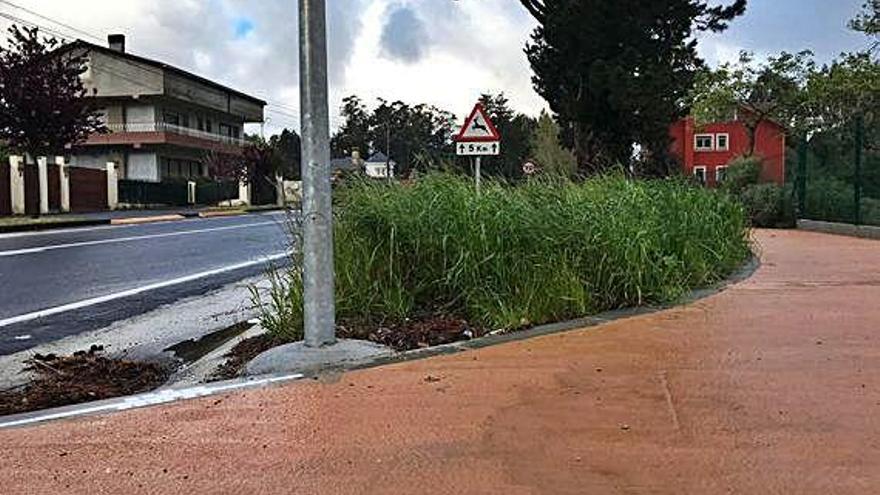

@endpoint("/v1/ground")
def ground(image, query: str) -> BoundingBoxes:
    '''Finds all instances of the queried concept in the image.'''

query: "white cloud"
[3,0,547,135]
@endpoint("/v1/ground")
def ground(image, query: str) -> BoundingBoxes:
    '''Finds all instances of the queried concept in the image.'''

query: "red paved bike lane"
[1,229,878,494]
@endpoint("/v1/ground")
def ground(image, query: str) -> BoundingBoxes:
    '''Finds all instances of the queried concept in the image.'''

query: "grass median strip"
[253,172,751,347]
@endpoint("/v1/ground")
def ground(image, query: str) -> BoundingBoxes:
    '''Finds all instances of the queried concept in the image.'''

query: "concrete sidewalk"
[2,229,879,494]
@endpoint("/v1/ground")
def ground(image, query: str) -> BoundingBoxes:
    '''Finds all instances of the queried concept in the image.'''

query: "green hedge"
[256,174,751,339]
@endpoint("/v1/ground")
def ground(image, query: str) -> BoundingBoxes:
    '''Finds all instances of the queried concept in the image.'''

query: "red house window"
[695,134,714,151]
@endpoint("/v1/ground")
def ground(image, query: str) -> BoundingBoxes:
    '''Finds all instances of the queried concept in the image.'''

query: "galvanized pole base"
[475,157,482,194]
[299,0,336,347]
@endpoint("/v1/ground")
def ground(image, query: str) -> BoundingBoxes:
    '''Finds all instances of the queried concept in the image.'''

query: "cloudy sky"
[2,0,872,134]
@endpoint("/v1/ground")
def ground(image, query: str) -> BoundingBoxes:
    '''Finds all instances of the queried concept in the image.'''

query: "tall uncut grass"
[259,173,751,337]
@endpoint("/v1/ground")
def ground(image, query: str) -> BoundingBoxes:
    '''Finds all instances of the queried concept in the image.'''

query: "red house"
[669,116,787,188]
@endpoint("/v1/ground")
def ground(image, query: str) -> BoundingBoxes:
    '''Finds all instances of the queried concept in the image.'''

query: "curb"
[0,207,291,234]
[797,219,880,240]
[0,373,305,430]
[0,219,110,234]
[0,255,759,430]
[199,206,289,218]
[250,255,761,378]
[109,214,187,226]
[198,210,247,218]
[165,322,268,388]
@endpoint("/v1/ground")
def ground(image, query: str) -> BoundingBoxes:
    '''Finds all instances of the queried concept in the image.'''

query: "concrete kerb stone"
[109,214,186,226]
[165,322,269,388]
[797,219,880,240]
[245,339,397,376]
[0,372,306,430]
[198,210,247,219]
[244,255,762,379]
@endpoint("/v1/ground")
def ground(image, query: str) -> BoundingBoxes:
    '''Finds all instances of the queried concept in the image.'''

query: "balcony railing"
[103,123,247,147]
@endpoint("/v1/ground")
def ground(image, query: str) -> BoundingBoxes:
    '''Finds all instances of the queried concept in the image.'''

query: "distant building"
[669,115,786,188]
[330,151,365,174]
[59,34,265,183]
[364,152,395,179]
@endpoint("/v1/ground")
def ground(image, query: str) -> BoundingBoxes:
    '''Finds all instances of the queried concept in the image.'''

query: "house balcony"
[82,123,247,155]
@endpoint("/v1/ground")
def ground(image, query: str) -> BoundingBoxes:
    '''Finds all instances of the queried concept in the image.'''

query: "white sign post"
[455,103,501,193]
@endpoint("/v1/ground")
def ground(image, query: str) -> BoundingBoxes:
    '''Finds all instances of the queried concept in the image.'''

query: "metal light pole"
[854,114,864,226]
[474,157,482,194]
[299,0,336,347]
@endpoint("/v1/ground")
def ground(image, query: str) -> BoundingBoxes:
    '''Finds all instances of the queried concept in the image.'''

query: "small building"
[669,115,786,188]
[59,34,266,183]
[330,151,365,174]
[364,152,396,179]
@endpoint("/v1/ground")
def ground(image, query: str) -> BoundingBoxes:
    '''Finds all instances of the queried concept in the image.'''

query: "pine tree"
[478,93,537,178]
[530,111,576,178]
[520,0,746,175]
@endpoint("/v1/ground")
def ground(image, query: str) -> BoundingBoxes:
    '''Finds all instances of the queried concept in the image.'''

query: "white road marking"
[0,221,282,257]
[13,335,31,341]
[0,211,288,240]
[0,373,304,429]
[0,223,135,239]
[0,252,288,328]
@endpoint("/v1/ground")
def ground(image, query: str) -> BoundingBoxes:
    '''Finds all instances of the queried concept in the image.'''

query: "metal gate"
[24,163,39,215]
[118,180,188,207]
[48,164,61,212]
[69,167,107,212]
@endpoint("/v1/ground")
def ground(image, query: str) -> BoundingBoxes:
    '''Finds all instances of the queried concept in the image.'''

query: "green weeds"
[257,173,751,339]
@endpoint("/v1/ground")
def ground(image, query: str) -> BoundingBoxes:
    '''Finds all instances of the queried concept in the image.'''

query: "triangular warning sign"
[455,103,501,142]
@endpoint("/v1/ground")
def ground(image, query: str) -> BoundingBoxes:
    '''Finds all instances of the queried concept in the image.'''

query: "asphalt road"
[0,212,292,356]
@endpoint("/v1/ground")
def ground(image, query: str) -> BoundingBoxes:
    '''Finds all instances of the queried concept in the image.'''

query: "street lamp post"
[299,0,336,347]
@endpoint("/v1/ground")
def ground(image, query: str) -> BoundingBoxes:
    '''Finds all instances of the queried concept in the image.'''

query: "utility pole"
[797,132,807,217]
[854,114,864,226]
[299,0,336,347]
[386,119,392,182]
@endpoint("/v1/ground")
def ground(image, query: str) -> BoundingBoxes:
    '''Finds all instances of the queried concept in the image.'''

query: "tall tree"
[331,96,456,175]
[850,0,879,50]
[477,93,537,178]
[0,26,104,161]
[330,95,371,159]
[269,129,302,180]
[368,99,455,175]
[690,51,813,155]
[520,0,746,175]
[530,110,576,178]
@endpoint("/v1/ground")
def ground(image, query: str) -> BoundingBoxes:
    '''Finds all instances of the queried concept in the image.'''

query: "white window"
[716,166,728,183]
[693,166,707,185]
[716,133,730,151]
[694,134,714,151]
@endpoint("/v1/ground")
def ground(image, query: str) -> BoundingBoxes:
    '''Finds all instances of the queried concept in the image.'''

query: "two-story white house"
[59,34,265,183]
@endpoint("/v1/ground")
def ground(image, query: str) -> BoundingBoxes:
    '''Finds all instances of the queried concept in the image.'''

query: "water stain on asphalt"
[164,322,255,364]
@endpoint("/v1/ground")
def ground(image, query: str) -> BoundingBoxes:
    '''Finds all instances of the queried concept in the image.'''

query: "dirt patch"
[340,316,483,351]
[211,334,288,381]
[0,346,168,417]
[210,316,482,381]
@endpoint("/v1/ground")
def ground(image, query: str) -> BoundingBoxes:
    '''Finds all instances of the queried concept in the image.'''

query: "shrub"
[802,177,856,224]
[260,173,751,339]
[719,155,795,227]
[738,183,795,228]
[862,198,880,226]
[720,155,763,196]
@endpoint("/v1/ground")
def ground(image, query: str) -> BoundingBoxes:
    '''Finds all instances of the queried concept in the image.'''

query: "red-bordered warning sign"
[454,103,501,143]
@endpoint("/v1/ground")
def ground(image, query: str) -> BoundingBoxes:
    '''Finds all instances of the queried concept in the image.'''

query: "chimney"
[108,34,126,53]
